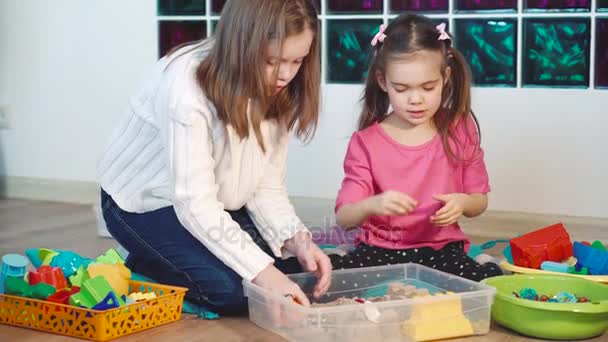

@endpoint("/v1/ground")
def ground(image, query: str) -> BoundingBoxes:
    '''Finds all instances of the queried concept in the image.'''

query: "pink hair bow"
[371,24,387,47]
[436,23,450,41]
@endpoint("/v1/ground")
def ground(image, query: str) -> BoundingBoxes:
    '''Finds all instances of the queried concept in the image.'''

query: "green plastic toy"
[96,248,124,265]
[69,275,124,308]
[591,240,607,252]
[69,265,90,287]
[4,276,56,300]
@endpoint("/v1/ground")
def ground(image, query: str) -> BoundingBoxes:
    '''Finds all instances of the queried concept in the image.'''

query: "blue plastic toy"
[0,254,29,294]
[91,291,122,311]
[467,239,511,259]
[0,254,28,293]
[540,261,571,273]
[573,242,608,275]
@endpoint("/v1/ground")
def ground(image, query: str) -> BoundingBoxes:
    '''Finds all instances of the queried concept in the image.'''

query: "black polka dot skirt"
[329,241,502,282]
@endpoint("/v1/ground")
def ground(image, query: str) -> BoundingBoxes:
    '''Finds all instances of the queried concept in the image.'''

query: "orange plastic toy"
[510,223,573,269]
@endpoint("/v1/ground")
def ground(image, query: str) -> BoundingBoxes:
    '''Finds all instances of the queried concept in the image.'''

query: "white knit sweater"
[98,41,307,281]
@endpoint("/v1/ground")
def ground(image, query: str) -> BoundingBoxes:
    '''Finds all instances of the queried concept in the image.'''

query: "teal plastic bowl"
[483,274,608,340]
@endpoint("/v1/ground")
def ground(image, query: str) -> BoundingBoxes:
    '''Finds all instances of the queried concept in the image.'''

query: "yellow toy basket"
[0,280,187,341]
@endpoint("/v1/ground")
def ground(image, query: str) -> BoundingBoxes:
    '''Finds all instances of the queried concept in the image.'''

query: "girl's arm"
[336,198,375,229]
[463,193,488,217]
[337,190,418,229]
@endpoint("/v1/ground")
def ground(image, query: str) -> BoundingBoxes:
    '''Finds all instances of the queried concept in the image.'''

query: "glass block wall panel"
[455,0,517,12]
[390,0,449,13]
[455,19,517,86]
[159,21,207,57]
[523,18,590,87]
[598,0,608,11]
[213,0,319,14]
[596,19,608,88]
[212,0,226,14]
[158,0,205,15]
[328,0,383,13]
[388,17,449,30]
[327,20,382,83]
[524,0,590,12]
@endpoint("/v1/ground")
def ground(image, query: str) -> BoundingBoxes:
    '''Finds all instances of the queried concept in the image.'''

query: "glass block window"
[454,19,517,86]
[157,1,608,89]
[523,18,590,87]
[327,20,382,83]
[211,0,226,14]
[327,0,383,13]
[455,0,517,12]
[524,0,590,12]
[390,0,449,13]
[158,21,206,57]
[597,19,608,88]
[158,0,205,15]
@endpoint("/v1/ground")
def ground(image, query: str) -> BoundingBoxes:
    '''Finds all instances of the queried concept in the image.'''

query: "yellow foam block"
[86,262,131,297]
[128,292,157,302]
[400,294,474,342]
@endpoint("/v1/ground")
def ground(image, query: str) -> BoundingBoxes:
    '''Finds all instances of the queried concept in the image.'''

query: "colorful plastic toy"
[91,291,122,311]
[591,241,607,252]
[573,242,608,275]
[25,248,93,278]
[541,261,570,273]
[87,262,131,297]
[468,239,510,259]
[128,292,157,302]
[569,265,590,275]
[28,265,68,290]
[95,248,124,264]
[46,286,81,305]
[25,248,57,268]
[1,254,28,294]
[69,265,90,287]
[69,275,125,309]
[50,251,93,278]
[510,223,573,269]
[4,276,56,300]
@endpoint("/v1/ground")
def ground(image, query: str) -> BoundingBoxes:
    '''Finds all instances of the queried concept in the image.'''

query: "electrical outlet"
[0,105,11,129]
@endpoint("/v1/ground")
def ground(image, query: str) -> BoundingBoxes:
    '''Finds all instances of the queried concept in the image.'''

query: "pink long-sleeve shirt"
[335,116,490,251]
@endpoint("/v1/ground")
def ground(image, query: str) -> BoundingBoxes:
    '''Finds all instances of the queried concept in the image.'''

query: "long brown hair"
[360,14,479,162]
[197,0,320,152]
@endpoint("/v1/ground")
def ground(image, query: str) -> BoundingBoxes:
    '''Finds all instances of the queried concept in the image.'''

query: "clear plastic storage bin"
[244,263,496,342]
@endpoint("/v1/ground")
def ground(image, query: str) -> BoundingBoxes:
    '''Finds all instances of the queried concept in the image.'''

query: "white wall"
[0,0,156,181]
[1,1,607,218]
[288,86,608,218]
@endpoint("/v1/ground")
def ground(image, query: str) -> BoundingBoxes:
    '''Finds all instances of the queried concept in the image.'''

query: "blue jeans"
[100,189,303,315]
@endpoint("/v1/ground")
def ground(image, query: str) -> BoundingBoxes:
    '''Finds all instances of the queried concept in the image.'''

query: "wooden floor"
[0,198,606,342]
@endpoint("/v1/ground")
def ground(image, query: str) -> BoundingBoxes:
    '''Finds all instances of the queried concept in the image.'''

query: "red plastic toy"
[46,286,80,305]
[510,223,573,269]
[28,265,68,290]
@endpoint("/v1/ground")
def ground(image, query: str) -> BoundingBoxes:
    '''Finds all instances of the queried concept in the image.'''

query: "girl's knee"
[200,274,248,314]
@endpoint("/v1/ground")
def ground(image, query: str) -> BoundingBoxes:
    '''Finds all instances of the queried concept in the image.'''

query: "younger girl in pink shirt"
[332,14,502,281]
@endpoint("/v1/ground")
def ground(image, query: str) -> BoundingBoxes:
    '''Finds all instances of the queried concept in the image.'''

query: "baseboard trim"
[0,176,99,204]
[1,177,606,230]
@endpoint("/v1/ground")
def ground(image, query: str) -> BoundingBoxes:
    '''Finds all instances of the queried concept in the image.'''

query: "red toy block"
[510,223,573,269]
[28,265,68,290]
[46,286,80,305]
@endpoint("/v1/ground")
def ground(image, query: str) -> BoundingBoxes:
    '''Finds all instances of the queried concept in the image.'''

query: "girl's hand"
[368,191,418,216]
[252,263,310,306]
[283,232,332,299]
[431,193,468,226]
